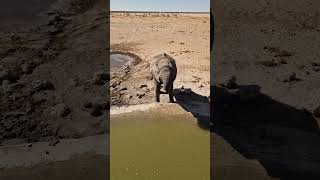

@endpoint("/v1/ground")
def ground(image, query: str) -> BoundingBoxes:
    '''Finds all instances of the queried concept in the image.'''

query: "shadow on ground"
[173,89,210,131]
[211,84,320,179]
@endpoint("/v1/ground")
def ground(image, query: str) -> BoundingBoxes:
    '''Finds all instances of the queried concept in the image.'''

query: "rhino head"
[159,66,172,93]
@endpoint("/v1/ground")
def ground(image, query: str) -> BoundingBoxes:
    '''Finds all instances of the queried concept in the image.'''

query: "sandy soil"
[212,0,320,179]
[110,12,210,106]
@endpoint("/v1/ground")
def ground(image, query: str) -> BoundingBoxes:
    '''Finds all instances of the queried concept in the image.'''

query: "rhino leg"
[169,82,174,103]
[154,78,161,102]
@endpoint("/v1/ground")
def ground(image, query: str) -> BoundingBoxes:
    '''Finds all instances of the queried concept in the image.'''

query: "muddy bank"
[0,154,108,180]
[0,0,109,145]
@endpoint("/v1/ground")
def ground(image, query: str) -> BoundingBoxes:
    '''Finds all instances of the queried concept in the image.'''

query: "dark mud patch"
[110,51,144,106]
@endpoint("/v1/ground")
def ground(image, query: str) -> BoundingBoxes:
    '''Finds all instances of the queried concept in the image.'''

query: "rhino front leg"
[169,82,174,103]
[154,79,161,102]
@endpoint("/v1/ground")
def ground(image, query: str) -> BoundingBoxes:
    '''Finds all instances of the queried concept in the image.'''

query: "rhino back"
[150,53,177,82]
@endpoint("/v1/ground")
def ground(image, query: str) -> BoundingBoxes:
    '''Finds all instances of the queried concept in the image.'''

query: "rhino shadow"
[173,89,210,131]
[212,85,320,179]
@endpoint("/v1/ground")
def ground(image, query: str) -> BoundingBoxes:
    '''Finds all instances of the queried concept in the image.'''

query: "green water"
[111,112,210,180]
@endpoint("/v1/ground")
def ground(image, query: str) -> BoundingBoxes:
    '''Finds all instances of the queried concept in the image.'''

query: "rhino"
[150,53,177,103]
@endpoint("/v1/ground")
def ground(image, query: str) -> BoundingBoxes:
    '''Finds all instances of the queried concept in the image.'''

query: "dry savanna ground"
[110,12,210,105]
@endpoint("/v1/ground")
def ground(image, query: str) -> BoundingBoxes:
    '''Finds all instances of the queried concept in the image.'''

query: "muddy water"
[111,112,210,180]
[110,54,134,71]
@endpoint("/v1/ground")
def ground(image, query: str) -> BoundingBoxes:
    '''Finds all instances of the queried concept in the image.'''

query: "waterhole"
[110,53,136,72]
[111,112,210,180]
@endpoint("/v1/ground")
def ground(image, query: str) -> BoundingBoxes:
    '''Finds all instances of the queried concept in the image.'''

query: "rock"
[125,94,133,99]
[139,84,148,88]
[313,106,320,117]
[49,103,71,117]
[110,81,117,88]
[146,75,153,80]
[224,76,238,89]
[144,88,150,92]
[120,87,127,91]
[31,80,54,91]
[136,93,145,98]
[289,72,300,82]
[90,104,103,117]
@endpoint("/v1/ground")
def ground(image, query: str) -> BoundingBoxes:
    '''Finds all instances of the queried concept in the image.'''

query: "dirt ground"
[0,0,109,145]
[212,0,320,179]
[110,12,210,106]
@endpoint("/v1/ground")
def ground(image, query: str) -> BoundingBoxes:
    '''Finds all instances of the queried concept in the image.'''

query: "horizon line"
[110,10,209,13]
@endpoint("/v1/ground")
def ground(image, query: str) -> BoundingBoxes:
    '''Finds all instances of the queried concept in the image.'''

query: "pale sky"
[111,0,210,12]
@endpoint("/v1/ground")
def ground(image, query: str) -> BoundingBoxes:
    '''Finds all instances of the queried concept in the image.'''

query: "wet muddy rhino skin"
[150,53,177,102]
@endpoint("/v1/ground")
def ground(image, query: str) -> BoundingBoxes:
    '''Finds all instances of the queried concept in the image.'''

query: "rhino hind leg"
[169,83,174,103]
[154,79,161,102]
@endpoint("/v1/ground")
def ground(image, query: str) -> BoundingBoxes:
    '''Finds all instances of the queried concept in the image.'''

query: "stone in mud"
[224,76,238,89]
[120,87,127,91]
[49,103,71,117]
[31,80,54,91]
[144,88,150,93]
[139,84,148,88]
[284,72,300,82]
[110,81,118,88]
[136,93,145,98]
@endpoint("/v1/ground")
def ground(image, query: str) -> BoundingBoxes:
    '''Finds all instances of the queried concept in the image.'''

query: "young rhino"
[150,53,177,102]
